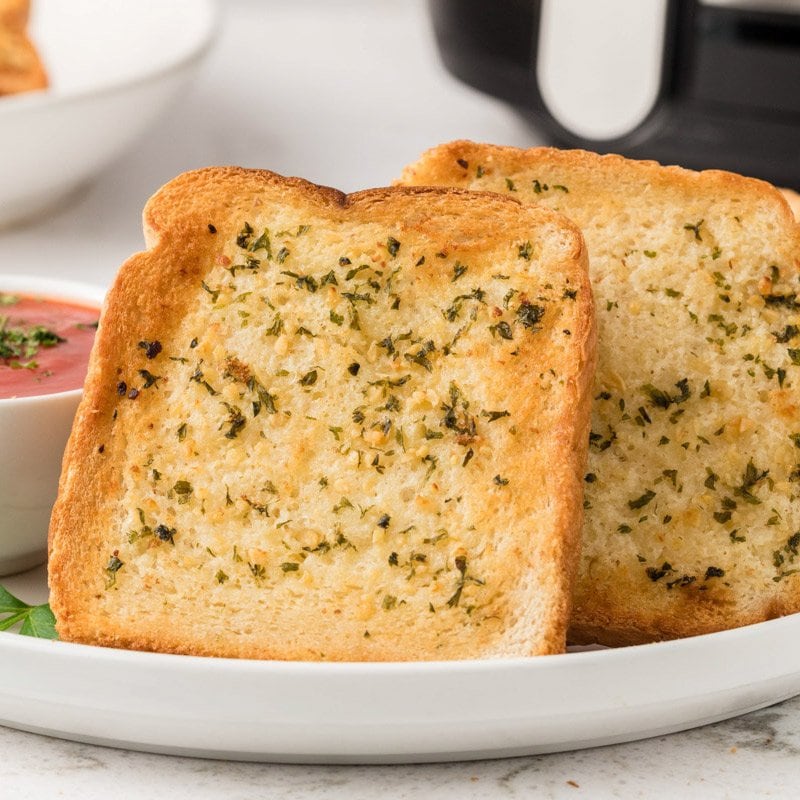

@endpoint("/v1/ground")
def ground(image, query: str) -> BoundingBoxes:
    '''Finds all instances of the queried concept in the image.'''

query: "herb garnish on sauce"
[0,315,65,366]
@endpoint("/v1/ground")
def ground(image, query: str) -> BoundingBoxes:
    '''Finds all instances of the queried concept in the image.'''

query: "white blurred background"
[0,0,541,287]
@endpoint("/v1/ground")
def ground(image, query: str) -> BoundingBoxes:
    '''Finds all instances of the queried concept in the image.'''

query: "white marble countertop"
[2,0,800,796]
[1,699,799,800]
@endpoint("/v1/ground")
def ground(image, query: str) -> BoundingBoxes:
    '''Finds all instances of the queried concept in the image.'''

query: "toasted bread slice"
[48,167,595,660]
[0,0,47,96]
[401,141,800,645]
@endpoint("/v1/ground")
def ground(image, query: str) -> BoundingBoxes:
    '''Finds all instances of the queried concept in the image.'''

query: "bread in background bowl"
[0,0,216,227]
[0,0,48,96]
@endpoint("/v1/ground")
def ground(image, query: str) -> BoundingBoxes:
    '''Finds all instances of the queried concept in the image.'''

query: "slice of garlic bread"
[401,141,800,645]
[48,168,595,660]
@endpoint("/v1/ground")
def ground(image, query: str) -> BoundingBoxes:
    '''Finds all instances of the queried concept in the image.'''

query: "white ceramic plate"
[0,0,217,226]
[1,567,799,763]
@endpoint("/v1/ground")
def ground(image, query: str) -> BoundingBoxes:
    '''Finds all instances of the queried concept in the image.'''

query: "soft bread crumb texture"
[48,169,595,661]
[400,141,800,645]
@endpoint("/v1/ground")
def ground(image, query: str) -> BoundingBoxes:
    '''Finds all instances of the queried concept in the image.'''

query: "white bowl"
[0,275,104,576]
[0,0,217,227]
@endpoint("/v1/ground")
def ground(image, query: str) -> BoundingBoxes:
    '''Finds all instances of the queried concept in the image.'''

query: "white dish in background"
[0,0,217,227]
[1,567,799,764]
[0,276,104,575]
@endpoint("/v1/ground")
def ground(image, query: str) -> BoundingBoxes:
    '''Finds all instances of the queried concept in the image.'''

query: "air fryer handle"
[428,0,800,185]
[536,0,672,141]
[429,0,689,147]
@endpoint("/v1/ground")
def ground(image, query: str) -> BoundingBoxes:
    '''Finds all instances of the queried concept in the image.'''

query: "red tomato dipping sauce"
[0,292,98,399]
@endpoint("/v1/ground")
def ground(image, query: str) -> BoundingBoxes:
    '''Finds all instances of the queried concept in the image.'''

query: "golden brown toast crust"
[400,140,800,646]
[48,168,596,660]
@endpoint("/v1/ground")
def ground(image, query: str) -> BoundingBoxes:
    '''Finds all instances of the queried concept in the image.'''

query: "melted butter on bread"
[48,170,595,661]
[401,142,800,645]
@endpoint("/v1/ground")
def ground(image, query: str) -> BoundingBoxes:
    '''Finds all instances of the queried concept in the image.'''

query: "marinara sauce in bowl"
[0,275,104,575]
[1,294,98,399]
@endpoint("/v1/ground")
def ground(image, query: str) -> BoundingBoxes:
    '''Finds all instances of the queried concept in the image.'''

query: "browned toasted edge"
[400,139,800,645]
[48,166,595,659]
[399,139,800,232]
[532,225,595,655]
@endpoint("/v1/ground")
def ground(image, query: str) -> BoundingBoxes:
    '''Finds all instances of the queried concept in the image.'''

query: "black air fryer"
[429,0,800,186]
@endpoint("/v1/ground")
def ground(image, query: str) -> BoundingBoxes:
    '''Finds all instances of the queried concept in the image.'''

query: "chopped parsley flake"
[299,369,318,386]
[683,219,704,241]
[642,379,691,409]
[628,490,656,510]
[516,301,545,330]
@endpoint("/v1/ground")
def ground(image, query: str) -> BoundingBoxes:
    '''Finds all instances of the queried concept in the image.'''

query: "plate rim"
[2,605,800,672]
[3,585,800,761]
